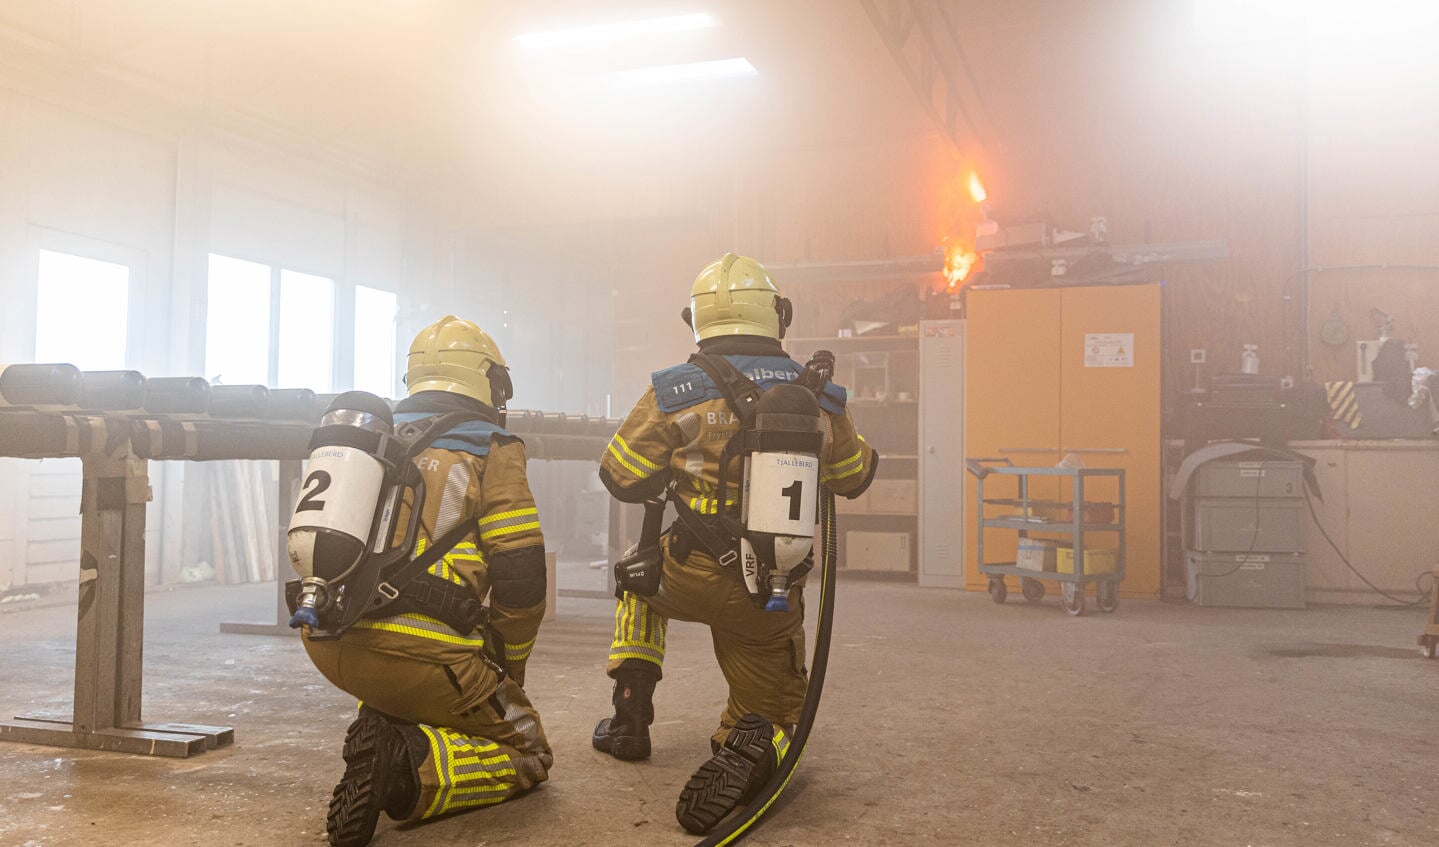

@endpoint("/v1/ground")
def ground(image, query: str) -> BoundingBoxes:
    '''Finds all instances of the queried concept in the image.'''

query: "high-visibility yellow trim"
[351,613,487,647]
[613,434,663,471]
[479,507,538,526]
[820,463,863,483]
[480,521,541,540]
[825,449,862,473]
[606,442,650,479]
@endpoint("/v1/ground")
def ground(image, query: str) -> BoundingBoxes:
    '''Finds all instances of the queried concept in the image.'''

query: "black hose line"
[694,485,840,847]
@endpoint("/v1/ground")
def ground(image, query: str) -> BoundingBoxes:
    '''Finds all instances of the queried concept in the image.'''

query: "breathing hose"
[694,484,839,847]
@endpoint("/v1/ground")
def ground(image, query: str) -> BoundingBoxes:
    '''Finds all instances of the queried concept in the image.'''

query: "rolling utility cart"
[1420,562,1439,658]
[966,458,1126,616]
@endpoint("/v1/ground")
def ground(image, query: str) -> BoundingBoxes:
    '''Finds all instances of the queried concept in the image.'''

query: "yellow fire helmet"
[683,252,793,342]
[404,315,513,408]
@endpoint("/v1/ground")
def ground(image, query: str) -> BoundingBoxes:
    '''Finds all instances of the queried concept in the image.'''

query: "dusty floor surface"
[1,580,1436,846]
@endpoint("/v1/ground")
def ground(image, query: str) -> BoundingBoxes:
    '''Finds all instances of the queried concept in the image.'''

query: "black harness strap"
[358,410,495,629]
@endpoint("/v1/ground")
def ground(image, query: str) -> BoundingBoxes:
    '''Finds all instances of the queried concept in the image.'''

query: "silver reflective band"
[322,409,389,433]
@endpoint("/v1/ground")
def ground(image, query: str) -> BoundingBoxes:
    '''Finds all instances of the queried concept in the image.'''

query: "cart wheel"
[1021,578,1046,603]
[988,578,1008,604]
[1060,581,1085,616]
[1421,637,1437,659]
[1096,581,1119,613]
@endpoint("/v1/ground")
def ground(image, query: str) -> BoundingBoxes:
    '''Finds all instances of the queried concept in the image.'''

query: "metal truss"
[858,0,995,151]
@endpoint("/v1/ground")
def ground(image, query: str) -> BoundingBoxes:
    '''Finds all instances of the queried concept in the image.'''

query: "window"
[204,254,271,385]
[277,269,335,391]
[353,285,399,397]
[34,250,129,370]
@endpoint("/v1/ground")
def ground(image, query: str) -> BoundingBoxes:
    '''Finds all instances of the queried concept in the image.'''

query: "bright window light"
[612,57,758,86]
[277,269,334,390]
[205,254,271,385]
[35,250,129,370]
[353,285,398,398]
[517,12,715,49]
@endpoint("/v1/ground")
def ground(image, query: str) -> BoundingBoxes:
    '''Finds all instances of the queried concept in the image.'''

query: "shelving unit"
[967,458,1126,616]
[787,333,921,577]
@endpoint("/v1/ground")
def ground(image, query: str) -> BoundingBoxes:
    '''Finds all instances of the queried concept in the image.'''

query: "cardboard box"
[866,479,917,514]
[845,530,912,572]
[1057,547,1118,575]
[1016,538,1062,571]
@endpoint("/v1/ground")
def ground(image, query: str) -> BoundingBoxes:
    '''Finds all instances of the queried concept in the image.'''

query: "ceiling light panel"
[516,12,716,49]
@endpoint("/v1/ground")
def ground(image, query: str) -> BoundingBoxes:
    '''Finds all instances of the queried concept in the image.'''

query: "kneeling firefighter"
[594,253,877,837]
[288,316,552,847]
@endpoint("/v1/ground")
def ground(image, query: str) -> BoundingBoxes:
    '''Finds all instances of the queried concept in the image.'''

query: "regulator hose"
[694,484,839,847]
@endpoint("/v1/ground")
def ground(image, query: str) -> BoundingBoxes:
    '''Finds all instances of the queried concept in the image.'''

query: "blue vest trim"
[394,413,512,458]
[651,355,848,415]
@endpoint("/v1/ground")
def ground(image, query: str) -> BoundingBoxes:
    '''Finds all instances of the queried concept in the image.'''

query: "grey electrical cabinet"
[919,320,965,588]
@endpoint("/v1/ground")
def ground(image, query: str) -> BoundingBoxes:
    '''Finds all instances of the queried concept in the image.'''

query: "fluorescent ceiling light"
[612,57,758,86]
[517,13,716,49]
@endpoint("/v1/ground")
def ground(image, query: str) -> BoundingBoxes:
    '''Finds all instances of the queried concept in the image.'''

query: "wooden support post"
[0,455,233,757]
[220,459,304,636]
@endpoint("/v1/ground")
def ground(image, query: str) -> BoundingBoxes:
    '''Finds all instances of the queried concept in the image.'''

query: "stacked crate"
[1186,460,1306,608]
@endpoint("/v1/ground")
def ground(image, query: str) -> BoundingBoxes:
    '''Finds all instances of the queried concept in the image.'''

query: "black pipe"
[208,385,270,419]
[0,363,82,406]
[79,370,148,411]
[265,388,318,421]
[143,377,211,414]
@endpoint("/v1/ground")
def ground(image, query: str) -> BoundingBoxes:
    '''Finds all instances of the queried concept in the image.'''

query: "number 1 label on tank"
[747,453,818,536]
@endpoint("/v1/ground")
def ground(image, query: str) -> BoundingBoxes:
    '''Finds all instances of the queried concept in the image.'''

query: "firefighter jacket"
[336,391,547,686]
[599,336,878,517]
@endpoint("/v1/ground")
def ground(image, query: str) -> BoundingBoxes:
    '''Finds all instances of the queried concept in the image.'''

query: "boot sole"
[675,714,774,835]
[327,713,389,847]
[592,718,651,762]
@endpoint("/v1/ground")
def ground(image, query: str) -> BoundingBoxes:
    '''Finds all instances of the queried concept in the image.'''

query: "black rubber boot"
[592,666,659,761]
[675,713,777,835]
[327,707,423,847]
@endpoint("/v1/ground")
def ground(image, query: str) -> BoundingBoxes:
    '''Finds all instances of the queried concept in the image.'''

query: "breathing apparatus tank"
[286,391,425,638]
[735,384,824,612]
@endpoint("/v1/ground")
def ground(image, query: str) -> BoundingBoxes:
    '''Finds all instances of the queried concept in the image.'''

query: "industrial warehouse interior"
[2,1,1438,845]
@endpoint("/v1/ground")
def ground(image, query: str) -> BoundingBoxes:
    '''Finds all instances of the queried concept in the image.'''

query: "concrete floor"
[1,580,1436,847]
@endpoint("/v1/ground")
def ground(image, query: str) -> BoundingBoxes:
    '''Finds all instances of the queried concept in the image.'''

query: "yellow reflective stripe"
[351,613,487,647]
[479,507,538,526]
[504,636,536,660]
[825,449,863,473]
[480,521,541,540]
[688,495,735,515]
[820,463,864,483]
[608,441,650,477]
[612,433,663,471]
[423,727,448,818]
[608,649,664,666]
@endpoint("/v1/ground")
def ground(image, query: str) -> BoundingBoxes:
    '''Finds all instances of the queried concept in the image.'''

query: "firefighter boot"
[592,666,659,761]
[327,706,425,847]
[675,713,778,835]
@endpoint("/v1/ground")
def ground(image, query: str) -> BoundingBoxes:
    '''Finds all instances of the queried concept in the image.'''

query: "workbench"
[0,395,614,757]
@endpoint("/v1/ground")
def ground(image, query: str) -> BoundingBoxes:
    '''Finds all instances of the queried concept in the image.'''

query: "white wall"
[0,81,444,591]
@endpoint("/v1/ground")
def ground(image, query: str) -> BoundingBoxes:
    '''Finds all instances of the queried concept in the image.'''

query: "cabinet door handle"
[998,447,1061,454]
[1060,447,1128,454]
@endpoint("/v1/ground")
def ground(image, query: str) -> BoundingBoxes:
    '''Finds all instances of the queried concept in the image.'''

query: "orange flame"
[967,171,987,204]
[944,239,978,288]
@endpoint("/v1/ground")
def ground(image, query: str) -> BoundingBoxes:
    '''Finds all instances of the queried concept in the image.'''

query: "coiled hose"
[695,484,839,847]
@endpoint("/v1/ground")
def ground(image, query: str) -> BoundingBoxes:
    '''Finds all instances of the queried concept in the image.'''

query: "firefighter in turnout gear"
[300,316,552,847]
[593,254,877,835]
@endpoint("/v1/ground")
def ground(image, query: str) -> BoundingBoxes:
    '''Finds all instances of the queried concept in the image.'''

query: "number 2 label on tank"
[290,446,386,539]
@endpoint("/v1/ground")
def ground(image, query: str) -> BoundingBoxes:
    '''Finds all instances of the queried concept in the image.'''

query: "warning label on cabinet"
[1085,333,1134,368]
